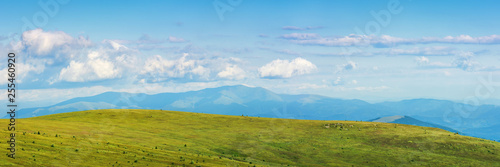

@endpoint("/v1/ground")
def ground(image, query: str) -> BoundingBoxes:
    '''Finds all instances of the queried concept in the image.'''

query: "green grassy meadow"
[0,109,499,166]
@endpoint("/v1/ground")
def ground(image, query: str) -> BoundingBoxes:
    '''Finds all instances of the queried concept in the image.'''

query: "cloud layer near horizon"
[2,27,500,107]
[281,33,500,47]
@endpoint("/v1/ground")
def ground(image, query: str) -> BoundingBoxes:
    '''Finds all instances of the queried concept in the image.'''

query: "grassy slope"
[0,109,498,166]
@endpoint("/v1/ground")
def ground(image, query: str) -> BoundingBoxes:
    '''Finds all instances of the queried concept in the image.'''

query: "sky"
[1,0,500,108]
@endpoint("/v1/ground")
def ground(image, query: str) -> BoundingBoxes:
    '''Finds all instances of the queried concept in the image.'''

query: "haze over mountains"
[11,85,500,141]
[369,116,459,133]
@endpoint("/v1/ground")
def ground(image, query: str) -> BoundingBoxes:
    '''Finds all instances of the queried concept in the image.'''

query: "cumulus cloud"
[21,28,91,55]
[414,56,452,69]
[103,40,129,51]
[0,59,48,84]
[58,51,120,82]
[415,52,481,71]
[141,53,209,81]
[452,52,478,71]
[217,65,246,80]
[281,33,500,47]
[258,57,317,78]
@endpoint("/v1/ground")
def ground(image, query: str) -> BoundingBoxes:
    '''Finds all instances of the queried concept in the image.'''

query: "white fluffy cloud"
[58,51,120,82]
[0,62,46,84]
[414,56,450,68]
[452,52,478,71]
[22,28,91,55]
[217,65,246,80]
[103,40,129,51]
[415,52,481,71]
[258,57,317,78]
[0,57,52,84]
[141,54,209,81]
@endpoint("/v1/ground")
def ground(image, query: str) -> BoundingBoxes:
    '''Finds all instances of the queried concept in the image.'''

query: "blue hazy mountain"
[462,124,500,142]
[373,99,500,141]
[9,85,499,141]
[369,115,459,133]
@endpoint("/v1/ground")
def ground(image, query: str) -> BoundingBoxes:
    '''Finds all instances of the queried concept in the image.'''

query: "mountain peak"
[371,115,405,122]
[369,115,459,133]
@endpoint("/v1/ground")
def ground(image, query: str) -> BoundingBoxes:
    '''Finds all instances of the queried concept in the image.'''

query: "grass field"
[0,109,499,166]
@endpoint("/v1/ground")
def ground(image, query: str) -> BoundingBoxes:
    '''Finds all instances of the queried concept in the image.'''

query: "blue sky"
[1,0,500,107]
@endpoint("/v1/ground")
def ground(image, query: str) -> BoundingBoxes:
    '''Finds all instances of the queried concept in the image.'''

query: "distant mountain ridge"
[7,85,500,141]
[369,115,459,133]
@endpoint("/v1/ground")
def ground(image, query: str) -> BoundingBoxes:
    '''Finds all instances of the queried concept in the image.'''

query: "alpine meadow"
[1,109,499,166]
[1,0,500,166]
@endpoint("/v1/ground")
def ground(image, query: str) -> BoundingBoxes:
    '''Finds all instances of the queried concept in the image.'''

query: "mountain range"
[10,85,500,141]
[369,115,459,133]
